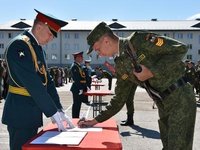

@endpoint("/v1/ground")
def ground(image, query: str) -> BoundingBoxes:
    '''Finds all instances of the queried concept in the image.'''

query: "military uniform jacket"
[70,62,87,93]
[82,65,92,88]
[95,31,187,122]
[2,31,62,128]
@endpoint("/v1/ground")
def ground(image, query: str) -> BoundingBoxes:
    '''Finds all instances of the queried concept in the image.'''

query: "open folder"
[30,131,87,145]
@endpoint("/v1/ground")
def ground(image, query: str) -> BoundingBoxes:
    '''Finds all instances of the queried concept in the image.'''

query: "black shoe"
[121,120,127,123]
[83,101,91,105]
[120,120,134,126]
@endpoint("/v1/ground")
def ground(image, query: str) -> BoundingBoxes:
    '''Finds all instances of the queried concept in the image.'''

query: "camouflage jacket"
[95,31,187,123]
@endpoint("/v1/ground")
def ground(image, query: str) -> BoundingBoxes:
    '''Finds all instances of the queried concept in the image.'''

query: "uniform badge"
[18,51,25,58]
[155,38,164,46]
[138,54,146,63]
[146,34,164,47]
[121,74,128,80]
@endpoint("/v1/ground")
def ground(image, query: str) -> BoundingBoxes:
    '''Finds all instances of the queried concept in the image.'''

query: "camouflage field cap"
[87,22,112,54]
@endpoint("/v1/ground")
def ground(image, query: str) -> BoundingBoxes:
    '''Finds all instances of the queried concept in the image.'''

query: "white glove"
[59,111,75,129]
[51,111,66,132]
[79,90,83,95]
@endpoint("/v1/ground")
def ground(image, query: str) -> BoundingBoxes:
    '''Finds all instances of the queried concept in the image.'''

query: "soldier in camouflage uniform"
[78,22,196,150]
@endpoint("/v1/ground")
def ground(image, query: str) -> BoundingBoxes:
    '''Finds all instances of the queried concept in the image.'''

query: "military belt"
[161,77,186,99]
[8,85,30,96]
[80,80,86,83]
[143,77,187,101]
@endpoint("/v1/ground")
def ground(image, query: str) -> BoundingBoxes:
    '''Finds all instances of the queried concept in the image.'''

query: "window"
[187,33,193,39]
[187,44,192,49]
[74,33,79,39]
[177,33,183,39]
[187,55,192,60]
[64,33,70,39]
[0,33,4,39]
[198,49,200,55]
[0,43,4,49]
[8,33,12,38]
[51,54,57,60]
[64,54,70,60]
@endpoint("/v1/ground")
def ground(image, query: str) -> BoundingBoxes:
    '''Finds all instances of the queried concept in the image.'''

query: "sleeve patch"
[121,74,128,80]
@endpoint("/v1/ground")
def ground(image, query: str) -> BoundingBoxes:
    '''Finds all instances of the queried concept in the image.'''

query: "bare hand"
[78,119,98,128]
[133,65,154,81]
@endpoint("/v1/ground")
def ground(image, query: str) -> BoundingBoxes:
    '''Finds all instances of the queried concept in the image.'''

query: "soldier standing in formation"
[70,51,89,118]
[1,9,74,150]
[78,22,196,150]
[82,59,93,89]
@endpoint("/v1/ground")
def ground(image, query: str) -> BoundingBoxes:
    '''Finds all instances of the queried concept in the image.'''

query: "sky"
[1,0,200,24]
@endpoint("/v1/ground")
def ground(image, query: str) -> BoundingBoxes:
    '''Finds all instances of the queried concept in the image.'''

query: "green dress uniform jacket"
[95,31,196,150]
[2,31,62,128]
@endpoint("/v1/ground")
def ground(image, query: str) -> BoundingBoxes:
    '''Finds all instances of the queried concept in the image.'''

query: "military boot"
[120,114,134,126]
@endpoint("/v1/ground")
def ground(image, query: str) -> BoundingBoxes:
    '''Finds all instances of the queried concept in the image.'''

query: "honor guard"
[70,51,89,118]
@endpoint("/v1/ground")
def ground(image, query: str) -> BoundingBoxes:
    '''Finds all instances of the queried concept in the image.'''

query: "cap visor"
[49,28,57,37]
[87,46,93,55]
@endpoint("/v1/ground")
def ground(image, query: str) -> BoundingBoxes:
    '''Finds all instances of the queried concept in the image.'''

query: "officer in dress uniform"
[78,22,197,150]
[82,59,93,89]
[70,51,88,118]
[1,9,74,150]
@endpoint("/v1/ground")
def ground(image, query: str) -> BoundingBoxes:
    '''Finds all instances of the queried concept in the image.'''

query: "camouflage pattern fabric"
[95,31,196,150]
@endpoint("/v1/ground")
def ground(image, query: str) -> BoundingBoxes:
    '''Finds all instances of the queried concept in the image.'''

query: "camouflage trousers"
[156,83,196,150]
[125,84,137,115]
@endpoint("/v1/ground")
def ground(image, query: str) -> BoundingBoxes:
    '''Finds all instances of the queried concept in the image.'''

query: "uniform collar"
[29,30,40,46]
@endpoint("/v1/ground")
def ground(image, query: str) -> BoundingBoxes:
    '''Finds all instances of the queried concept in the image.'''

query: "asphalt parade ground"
[0,78,200,150]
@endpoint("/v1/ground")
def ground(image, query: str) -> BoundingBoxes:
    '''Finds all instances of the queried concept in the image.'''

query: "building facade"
[0,19,200,67]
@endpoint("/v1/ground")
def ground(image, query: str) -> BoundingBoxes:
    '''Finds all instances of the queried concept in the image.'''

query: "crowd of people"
[184,60,200,100]
[0,58,8,103]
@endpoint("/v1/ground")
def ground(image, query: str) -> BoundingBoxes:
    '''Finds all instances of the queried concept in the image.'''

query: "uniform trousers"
[7,126,38,150]
[156,84,196,150]
[72,92,83,118]
[125,85,137,115]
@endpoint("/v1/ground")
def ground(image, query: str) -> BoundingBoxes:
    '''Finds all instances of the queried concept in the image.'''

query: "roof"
[1,19,200,31]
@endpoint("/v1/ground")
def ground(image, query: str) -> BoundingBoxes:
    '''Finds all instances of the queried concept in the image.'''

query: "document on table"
[30,131,87,145]
[67,126,102,132]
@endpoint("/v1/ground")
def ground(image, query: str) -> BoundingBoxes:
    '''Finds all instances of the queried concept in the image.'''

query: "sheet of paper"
[31,131,87,145]
[67,127,102,132]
